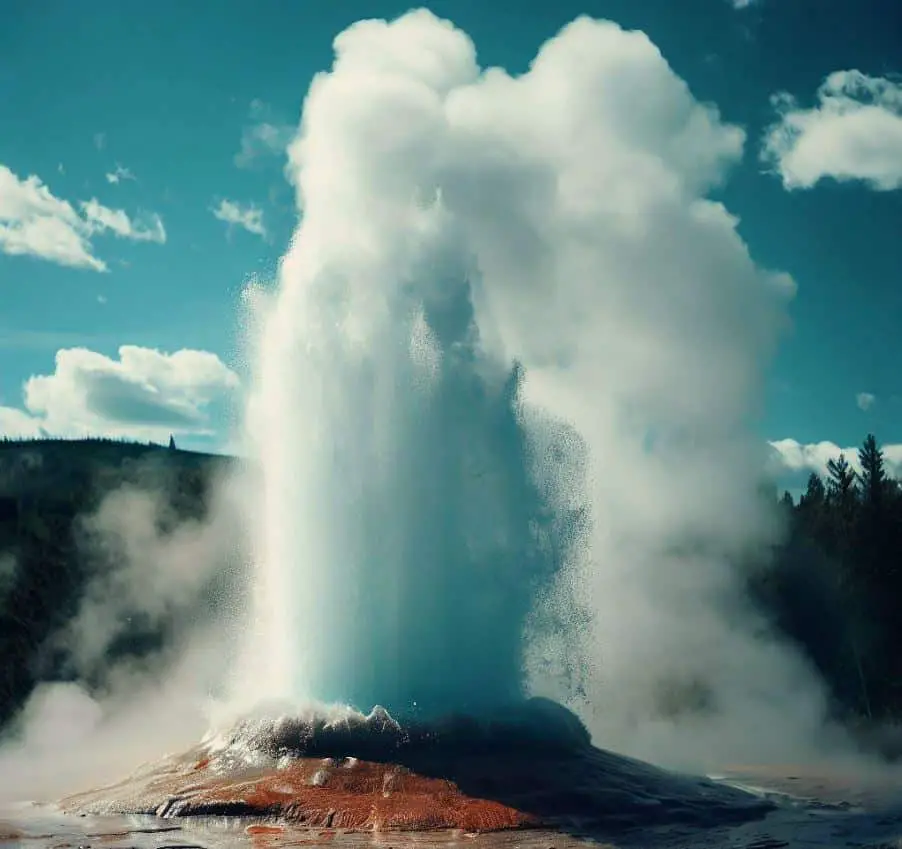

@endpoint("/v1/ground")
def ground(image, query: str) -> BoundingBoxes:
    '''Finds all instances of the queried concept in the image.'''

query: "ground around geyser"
[5,701,902,847]
[6,772,902,849]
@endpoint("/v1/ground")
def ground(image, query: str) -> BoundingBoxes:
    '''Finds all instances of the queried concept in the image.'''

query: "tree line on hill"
[752,433,902,729]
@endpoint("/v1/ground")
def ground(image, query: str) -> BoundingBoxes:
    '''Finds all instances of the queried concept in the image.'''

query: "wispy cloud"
[93,132,106,151]
[80,198,165,243]
[856,391,876,411]
[105,164,135,185]
[234,99,294,167]
[762,70,902,190]
[212,198,266,238]
[0,165,166,271]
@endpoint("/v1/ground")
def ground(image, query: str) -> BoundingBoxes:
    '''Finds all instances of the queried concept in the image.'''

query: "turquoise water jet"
[246,246,585,717]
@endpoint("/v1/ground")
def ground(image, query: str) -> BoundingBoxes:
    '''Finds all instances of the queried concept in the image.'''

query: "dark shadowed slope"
[0,438,235,731]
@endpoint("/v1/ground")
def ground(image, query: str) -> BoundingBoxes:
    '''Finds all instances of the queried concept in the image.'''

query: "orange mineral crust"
[61,755,538,832]
[59,701,775,834]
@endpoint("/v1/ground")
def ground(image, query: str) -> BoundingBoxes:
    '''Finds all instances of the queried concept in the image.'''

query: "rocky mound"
[61,698,773,833]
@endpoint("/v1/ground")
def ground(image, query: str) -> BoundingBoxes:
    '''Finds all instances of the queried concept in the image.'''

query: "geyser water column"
[246,226,579,717]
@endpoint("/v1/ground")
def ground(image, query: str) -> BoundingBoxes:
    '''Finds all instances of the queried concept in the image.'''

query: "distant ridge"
[0,435,232,462]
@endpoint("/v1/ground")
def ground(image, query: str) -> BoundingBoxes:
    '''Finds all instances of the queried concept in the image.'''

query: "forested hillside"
[0,438,234,731]
[753,434,902,731]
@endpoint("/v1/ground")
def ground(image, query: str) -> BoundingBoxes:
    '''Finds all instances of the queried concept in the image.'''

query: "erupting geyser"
[227,0,807,761]
[232,6,799,742]
[57,7,809,838]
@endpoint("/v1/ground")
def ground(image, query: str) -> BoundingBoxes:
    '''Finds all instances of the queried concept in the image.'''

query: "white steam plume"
[59,469,245,678]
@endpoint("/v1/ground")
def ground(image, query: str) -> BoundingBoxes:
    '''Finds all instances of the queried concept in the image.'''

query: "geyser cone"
[61,699,773,834]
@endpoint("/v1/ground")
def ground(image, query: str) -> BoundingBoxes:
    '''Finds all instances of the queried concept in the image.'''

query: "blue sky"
[1,0,900,490]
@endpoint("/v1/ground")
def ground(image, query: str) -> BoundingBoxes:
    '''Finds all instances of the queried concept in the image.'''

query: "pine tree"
[800,472,826,508]
[858,433,887,513]
[797,472,827,538]
[820,452,859,591]
[826,452,858,521]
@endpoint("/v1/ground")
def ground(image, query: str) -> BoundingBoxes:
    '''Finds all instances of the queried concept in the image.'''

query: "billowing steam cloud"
[60,477,244,679]
[238,8,836,772]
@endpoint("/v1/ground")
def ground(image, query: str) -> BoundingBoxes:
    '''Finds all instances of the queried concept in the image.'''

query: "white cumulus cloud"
[0,346,239,441]
[762,70,902,190]
[0,165,166,271]
[0,406,46,439]
[212,199,267,238]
